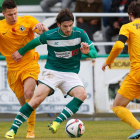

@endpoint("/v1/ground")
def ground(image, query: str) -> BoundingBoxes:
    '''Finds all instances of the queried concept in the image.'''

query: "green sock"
[54,97,83,123]
[10,103,34,134]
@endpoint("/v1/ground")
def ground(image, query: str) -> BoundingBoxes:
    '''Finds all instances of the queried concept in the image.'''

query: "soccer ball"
[65,119,85,138]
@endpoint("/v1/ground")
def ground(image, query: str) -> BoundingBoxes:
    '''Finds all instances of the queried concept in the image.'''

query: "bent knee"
[82,92,87,100]
[76,92,87,101]
[25,91,34,99]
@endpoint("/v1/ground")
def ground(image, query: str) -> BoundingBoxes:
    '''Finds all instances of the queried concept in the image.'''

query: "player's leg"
[56,86,86,123]
[5,83,52,138]
[48,86,86,133]
[112,93,140,129]
[5,71,26,138]
[23,77,37,138]
[48,72,86,133]
[4,95,26,138]
[21,60,40,138]
[113,93,140,139]
[112,73,140,139]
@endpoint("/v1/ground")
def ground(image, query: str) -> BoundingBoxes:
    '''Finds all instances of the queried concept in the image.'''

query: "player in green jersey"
[5,8,97,138]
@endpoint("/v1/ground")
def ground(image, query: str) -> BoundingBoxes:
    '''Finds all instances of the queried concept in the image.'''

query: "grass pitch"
[0,120,134,140]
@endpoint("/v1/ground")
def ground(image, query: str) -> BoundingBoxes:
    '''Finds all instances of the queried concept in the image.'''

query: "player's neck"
[134,18,140,21]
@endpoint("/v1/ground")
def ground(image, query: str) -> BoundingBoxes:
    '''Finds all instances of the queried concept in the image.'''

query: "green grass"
[0,120,134,140]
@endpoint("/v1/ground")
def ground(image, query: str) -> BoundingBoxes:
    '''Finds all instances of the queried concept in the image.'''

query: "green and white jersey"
[39,27,96,74]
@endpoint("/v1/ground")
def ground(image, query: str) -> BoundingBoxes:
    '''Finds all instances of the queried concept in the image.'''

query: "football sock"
[26,99,36,132]
[10,103,34,134]
[54,97,83,123]
[112,106,140,130]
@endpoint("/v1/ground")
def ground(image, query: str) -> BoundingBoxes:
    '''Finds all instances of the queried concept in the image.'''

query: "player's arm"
[80,30,97,58]
[102,35,127,71]
[106,35,127,64]
[83,42,97,58]
[12,32,47,62]
[12,37,41,62]
[18,37,41,56]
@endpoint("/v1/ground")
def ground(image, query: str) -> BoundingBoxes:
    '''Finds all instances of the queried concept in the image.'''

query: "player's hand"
[12,51,23,62]
[102,62,111,71]
[33,23,49,34]
[33,23,45,31]
[80,42,89,54]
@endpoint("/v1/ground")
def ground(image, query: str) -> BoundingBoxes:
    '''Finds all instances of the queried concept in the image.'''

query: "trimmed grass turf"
[0,120,134,140]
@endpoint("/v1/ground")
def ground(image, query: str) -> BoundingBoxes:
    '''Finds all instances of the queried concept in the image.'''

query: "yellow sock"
[26,99,36,132]
[112,106,140,130]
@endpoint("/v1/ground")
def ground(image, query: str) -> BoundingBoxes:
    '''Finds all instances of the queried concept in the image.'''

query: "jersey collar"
[58,27,70,37]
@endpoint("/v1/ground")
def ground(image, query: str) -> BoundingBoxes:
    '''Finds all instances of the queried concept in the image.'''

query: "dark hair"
[128,0,140,18]
[56,8,74,24]
[2,0,17,11]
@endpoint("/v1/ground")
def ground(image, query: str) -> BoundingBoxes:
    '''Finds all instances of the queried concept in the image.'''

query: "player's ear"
[2,11,5,16]
[57,22,60,27]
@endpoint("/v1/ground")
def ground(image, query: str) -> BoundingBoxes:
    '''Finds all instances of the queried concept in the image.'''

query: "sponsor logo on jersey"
[55,51,72,58]
[54,49,79,58]
[20,26,25,31]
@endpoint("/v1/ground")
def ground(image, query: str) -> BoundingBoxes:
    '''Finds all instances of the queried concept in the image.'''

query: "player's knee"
[77,92,87,101]
[25,90,34,99]
[82,92,87,100]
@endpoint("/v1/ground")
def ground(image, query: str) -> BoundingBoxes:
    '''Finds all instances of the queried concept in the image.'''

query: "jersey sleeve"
[39,32,47,44]
[18,37,41,56]
[119,24,130,39]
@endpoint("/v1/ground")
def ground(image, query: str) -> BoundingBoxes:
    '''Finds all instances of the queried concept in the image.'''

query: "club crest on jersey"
[20,26,25,31]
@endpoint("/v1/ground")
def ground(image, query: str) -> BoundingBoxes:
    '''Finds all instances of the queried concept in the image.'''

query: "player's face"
[58,20,73,36]
[3,7,18,25]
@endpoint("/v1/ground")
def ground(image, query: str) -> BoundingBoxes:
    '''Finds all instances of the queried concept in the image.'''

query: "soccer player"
[102,0,140,139]
[5,8,97,138]
[0,0,48,138]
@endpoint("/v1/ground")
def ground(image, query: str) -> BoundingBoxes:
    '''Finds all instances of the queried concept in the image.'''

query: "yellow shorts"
[118,70,140,100]
[7,59,40,99]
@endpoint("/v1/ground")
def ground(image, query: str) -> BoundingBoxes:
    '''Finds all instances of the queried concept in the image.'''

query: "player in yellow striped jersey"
[0,0,48,138]
[102,0,140,139]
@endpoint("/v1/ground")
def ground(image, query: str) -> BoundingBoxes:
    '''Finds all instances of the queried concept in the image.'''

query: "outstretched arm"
[102,40,125,71]
[12,37,41,62]
[102,24,129,71]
